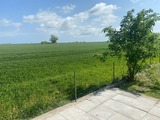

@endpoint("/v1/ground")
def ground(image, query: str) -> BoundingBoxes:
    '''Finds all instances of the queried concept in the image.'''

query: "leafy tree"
[102,9,160,81]
[49,35,58,43]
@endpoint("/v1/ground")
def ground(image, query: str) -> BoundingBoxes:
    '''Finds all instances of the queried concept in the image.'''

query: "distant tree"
[41,41,50,44]
[102,9,160,81]
[49,35,58,43]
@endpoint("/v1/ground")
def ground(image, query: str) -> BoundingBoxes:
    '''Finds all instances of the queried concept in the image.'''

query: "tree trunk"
[127,62,136,81]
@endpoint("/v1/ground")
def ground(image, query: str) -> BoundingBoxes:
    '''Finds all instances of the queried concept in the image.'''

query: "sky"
[0,0,160,44]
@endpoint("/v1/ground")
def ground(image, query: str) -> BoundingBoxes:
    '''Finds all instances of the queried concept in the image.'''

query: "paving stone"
[112,94,135,105]
[98,90,117,98]
[45,114,66,120]
[142,114,160,120]
[75,113,99,120]
[59,106,85,120]
[157,101,160,107]
[75,100,97,112]
[108,113,132,120]
[88,95,109,104]
[32,88,160,120]
[102,99,126,111]
[137,96,158,105]
[119,105,146,120]
[110,88,123,94]
[119,91,139,99]
[149,105,160,117]
[129,98,155,112]
[89,105,116,120]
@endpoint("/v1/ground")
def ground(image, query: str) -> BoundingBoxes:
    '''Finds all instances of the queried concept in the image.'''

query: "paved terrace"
[33,87,160,120]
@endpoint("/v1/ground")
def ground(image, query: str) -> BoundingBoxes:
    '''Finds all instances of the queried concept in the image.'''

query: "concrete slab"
[149,105,160,117]
[98,90,117,98]
[119,91,139,99]
[157,101,160,107]
[142,114,160,120]
[119,105,147,120]
[108,113,132,120]
[112,94,135,105]
[129,98,155,112]
[89,105,116,120]
[75,113,99,120]
[59,106,85,120]
[32,88,160,120]
[87,95,109,104]
[102,99,126,111]
[137,96,158,105]
[75,100,97,112]
[110,88,123,94]
[45,114,66,120]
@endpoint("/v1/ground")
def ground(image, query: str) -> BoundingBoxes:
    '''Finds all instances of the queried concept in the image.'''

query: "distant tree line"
[41,35,58,44]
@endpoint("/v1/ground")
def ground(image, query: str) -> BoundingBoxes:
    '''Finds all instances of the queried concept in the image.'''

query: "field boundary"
[32,79,126,120]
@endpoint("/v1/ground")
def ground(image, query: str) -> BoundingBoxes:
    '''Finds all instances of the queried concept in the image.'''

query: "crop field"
[0,42,159,119]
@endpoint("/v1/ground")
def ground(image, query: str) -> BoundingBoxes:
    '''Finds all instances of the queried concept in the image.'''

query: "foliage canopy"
[50,35,58,43]
[102,9,160,81]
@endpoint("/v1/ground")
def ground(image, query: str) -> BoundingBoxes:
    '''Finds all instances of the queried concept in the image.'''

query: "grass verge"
[117,63,160,99]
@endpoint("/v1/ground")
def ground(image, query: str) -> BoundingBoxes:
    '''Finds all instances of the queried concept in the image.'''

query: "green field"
[0,42,127,119]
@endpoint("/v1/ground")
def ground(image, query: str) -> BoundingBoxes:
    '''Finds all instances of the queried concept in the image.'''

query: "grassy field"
[0,42,127,119]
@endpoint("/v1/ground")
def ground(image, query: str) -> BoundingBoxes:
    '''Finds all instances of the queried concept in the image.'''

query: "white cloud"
[23,11,63,29]
[62,4,76,14]
[0,19,22,37]
[72,26,101,36]
[89,3,118,26]
[23,3,118,37]
[89,3,117,16]
[92,14,118,26]
[0,19,22,28]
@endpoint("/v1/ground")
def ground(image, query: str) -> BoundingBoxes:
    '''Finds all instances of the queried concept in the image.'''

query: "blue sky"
[0,0,160,44]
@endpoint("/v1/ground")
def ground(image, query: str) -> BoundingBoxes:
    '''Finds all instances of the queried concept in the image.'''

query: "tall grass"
[0,42,148,119]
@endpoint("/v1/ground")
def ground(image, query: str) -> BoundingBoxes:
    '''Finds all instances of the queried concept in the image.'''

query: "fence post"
[74,71,77,102]
[121,66,124,78]
[113,62,115,80]
[159,53,160,63]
